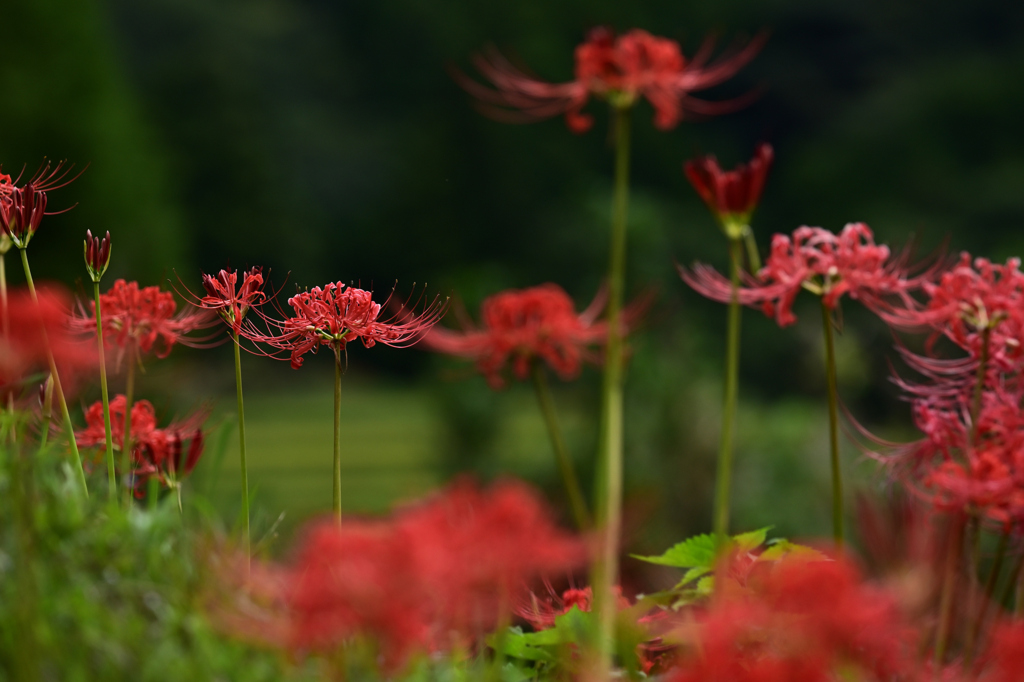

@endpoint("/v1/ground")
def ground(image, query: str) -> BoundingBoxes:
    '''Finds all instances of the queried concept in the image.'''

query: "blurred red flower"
[247,282,445,369]
[685,143,773,231]
[419,283,619,388]
[682,223,924,326]
[461,27,765,133]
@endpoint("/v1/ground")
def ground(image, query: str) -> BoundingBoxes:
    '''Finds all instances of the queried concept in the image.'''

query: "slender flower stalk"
[967,525,1010,663]
[121,347,136,506]
[934,514,964,667]
[333,345,343,523]
[233,334,251,556]
[85,230,114,499]
[821,301,844,546]
[591,102,631,677]
[19,248,88,495]
[713,237,744,538]
[531,361,590,530]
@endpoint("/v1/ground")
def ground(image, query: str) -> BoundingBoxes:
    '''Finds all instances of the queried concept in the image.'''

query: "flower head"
[247,282,445,369]
[461,27,765,133]
[685,143,773,237]
[76,279,215,366]
[682,223,924,327]
[419,283,614,388]
[195,266,266,335]
[83,230,111,283]
[0,161,81,248]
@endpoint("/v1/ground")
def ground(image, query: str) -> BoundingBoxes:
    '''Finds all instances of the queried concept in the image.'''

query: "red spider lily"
[188,266,267,336]
[77,393,206,493]
[460,27,766,133]
[83,229,111,283]
[0,285,96,397]
[246,282,446,369]
[682,223,925,327]
[73,279,216,366]
[0,161,82,248]
[419,283,645,389]
[669,555,918,682]
[685,142,773,232]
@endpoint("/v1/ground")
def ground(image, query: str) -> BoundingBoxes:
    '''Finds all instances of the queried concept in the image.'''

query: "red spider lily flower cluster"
[74,279,215,365]
[461,27,766,133]
[0,161,80,248]
[196,266,266,335]
[683,223,925,327]
[246,282,446,369]
[420,283,618,388]
[83,229,111,283]
[77,394,206,495]
[685,143,773,235]
[0,286,96,397]
[668,555,917,682]
[223,479,587,668]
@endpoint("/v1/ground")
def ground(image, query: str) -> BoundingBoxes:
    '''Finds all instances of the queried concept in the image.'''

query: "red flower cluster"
[231,479,587,668]
[462,27,765,133]
[669,555,916,682]
[0,161,79,248]
[77,394,206,494]
[78,279,214,365]
[685,143,773,232]
[420,283,613,388]
[196,266,266,335]
[248,282,445,369]
[0,286,96,397]
[683,223,923,326]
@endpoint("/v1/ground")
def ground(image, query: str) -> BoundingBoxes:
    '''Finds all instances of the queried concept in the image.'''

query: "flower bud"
[84,229,112,282]
[0,186,47,248]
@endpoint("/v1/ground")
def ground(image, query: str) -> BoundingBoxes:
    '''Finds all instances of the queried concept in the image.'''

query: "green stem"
[999,549,1024,615]
[821,300,844,547]
[741,226,761,273]
[713,238,744,539]
[38,377,51,451]
[94,282,116,501]
[19,248,88,497]
[333,345,343,525]
[121,347,136,507]
[233,333,251,568]
[934,514,964,668]
[591,104,631,677]
[1,252,13,443]
[531,362,590,530]
[967,526,1010,662]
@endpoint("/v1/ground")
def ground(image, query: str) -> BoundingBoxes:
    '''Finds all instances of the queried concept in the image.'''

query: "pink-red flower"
[193,266,266,335]
[0,161,81,248]
[419,283,615,388]
[461,27,765,133]
[669,555,917,682]
[247,282,445,369]
[685,143,773,233]
[75,279,215,365]
[683,223,924,327]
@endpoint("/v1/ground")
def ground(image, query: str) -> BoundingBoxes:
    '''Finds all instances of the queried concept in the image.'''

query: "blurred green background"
[3,0,1024,559]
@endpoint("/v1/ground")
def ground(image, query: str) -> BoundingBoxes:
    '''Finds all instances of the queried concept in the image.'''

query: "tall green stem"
[967,526,1009,662]
[591,104,631,677]
[93,282,116,501]
[333,345,343,525]
[233,333,251,567]
[19,248,88,497]
[1,252,13,434]
[934,514,964,668]
[821,301,843,547]
[741,227,761,273]
[531,362,590,530]
[713,238,744,539]
[121,346,136,506]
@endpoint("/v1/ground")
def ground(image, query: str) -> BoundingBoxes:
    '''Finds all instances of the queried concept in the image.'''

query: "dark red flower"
[0,285,96,396]
[419,283,618,388]
[194,266,266,335]
[0,161,81,248]
[684,143,773,234]
[247,282,446,369]
[74,279,215,365]
[461,27,766,133]
[682,223,923,327]
[669,555,918,682]
[83,229,111,283]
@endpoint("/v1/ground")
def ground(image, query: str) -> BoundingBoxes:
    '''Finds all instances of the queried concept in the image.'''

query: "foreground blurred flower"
[461,27,766,133]
[247,281,445,522]
[669,555,917,682]
[221,478,586,671]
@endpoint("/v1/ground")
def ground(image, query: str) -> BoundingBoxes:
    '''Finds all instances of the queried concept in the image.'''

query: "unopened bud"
[84,229,112,282]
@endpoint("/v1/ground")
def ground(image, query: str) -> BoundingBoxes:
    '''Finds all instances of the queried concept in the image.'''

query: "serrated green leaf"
[631,533,717,568]
[695,575,715,595]
[487,628,557,662]
[732,526,772,552]
[758,539,829,562]
[551,604,592,644]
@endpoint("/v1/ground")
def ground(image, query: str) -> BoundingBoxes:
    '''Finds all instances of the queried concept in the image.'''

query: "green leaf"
[487,628,556,662]
[631,533,717,568]
[759,539,829,562]
[733,526,772,552]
